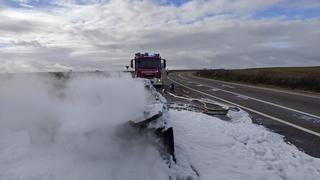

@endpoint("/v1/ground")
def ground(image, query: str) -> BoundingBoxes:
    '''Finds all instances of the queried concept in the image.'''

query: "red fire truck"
[130,52,166,86]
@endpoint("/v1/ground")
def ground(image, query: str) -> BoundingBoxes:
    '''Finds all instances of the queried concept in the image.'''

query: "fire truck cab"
[130,52,166,86]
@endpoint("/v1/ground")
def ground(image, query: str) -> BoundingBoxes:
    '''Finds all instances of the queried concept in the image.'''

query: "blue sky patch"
[158,0,191,7]
[255,5,320,19]
[3,0,103,8]
[4,0,320,20]
[3,0,55,8]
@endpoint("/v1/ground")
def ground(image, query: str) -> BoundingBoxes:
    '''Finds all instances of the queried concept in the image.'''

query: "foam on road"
[1,73,320,180]
[0,73,170,180]
[171,109,320,180]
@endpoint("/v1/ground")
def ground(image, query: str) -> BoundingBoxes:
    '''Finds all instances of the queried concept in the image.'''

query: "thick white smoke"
[0,73,170,180]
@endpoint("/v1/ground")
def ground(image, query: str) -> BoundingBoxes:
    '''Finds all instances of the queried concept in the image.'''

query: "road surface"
[164,71,320,158]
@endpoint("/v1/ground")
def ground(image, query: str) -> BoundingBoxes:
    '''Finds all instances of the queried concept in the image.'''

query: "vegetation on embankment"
[195,67,320,92]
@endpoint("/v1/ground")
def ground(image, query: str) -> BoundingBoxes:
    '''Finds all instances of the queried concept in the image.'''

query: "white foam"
[171,109,320,180]
[0,73,170,180]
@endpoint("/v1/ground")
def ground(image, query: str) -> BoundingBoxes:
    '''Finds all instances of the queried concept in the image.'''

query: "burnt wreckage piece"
[130,112,175,162]
[129,81,176,162]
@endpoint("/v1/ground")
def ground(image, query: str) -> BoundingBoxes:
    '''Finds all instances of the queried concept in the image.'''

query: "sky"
[0,0,319,72]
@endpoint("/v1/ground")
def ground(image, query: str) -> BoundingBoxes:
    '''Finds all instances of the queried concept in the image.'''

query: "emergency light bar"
[135,52,160,58]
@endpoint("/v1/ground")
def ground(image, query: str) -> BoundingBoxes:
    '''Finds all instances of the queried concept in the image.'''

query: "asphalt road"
[164,71,320,158]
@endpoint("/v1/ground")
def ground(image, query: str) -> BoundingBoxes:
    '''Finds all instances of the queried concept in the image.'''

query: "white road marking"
[221,84,235,89]
[189,73,320,99]
[168,76,320,137]
[177,73,320,120]
[176,74,189,81]
[237,95,250,100]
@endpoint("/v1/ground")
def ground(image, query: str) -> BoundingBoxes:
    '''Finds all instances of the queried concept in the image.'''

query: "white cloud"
[0,0,319,72]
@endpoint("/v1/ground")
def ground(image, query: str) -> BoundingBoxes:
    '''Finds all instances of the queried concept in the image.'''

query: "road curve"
[165,71,320,158]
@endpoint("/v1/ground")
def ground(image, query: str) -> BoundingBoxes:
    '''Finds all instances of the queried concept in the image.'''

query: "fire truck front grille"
[144,74,155,78]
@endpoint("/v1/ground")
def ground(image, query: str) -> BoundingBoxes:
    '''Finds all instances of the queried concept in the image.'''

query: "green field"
[196,67,320,92]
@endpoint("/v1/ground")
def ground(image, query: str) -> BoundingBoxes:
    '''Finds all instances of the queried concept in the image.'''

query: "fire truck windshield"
[136,58,161,69]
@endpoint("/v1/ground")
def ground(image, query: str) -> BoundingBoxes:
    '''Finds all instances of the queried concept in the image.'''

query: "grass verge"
[195,67,320,92]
